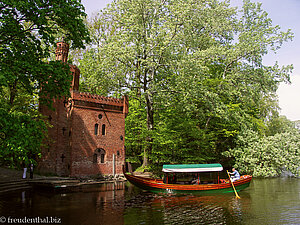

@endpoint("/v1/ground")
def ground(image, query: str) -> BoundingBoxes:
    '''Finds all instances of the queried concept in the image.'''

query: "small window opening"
[93,154,97,163]
[95,148,105,163]
[100,154,105,163]
[62,127,66,135]
[94,124,99,135]
[117,151,120,156]
[61,154,66,162]
[102,124,106,136]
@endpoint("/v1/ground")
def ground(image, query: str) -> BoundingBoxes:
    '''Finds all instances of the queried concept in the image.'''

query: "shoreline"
[0,167,126,194]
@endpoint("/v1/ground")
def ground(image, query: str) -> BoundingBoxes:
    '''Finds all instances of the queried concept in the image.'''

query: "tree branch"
[222,50,256,79]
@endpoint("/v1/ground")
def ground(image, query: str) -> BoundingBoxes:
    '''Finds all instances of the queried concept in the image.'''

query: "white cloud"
[278,74,300,121]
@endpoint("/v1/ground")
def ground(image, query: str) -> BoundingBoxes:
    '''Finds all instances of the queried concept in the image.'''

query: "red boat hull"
[124,172,252,194]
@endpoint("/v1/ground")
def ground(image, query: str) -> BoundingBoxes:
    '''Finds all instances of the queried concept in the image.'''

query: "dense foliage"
[224,127,300,177]
[0,0,89,167]
[77,0,297,176]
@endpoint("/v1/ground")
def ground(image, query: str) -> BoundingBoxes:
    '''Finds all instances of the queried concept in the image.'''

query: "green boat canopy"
[162,163,223,173]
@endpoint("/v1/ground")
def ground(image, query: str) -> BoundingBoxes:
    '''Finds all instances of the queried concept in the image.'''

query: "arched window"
[100,154,105,163]
[94,124,99,135]
[93,148,106,164]
[102,124,106,136]
[93,154,97,163]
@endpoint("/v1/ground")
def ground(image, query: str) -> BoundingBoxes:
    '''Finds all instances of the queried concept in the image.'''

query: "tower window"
[93,154,97,163]
[94,124,99,135]
[94,148,105,164]
[100,154,105,163]
[102,124,106,136]
[62,127,66,135]
[61,154,66,162]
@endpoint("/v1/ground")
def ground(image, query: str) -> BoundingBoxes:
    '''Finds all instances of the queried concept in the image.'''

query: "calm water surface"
[0,178,299,225]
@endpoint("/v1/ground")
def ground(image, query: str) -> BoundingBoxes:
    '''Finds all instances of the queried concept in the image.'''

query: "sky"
[81,0,300,121]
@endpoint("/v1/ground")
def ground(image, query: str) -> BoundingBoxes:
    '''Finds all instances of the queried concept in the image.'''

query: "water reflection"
[0,182,126,225]
[123,178,299,225]
[0,179,299,225]
[123,190,249,224]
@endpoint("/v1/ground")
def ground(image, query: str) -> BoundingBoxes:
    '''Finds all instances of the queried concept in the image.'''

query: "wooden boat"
[124,164,252,194]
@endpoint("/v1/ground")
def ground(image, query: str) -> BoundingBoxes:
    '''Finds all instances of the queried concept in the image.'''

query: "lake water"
[0,178,299,224]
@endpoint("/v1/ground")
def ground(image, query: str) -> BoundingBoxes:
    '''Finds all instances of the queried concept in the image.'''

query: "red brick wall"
[71,92,125,176]
[38,95,127,177]
[69,105,125,177]
[38,98,71,176]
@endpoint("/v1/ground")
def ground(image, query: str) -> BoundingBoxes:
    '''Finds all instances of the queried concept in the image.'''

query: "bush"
[224,129,300,177]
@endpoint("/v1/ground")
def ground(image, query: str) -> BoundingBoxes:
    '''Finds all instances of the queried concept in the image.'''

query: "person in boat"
[191,178,198,185]
[229,168,240,182]
[190,175,200,185]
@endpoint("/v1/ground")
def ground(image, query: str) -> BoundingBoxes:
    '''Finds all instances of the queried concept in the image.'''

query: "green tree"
[0,0,90,167]
[224,129,300,177]
[79,0,292,168]
[225,115,300,177]
[125,99,147,165]
[80,0,239,167]
[265,115,295,136]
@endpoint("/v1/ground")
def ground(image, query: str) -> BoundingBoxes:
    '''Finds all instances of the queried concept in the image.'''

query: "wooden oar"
[227,170,241,199]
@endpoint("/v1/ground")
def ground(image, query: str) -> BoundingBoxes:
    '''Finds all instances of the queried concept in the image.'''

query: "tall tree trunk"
[143,90,154,168]
[142,68,155,168]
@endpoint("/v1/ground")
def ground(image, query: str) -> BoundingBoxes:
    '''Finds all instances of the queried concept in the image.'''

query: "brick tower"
[38,40,128,177]
[55,38,69,62]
